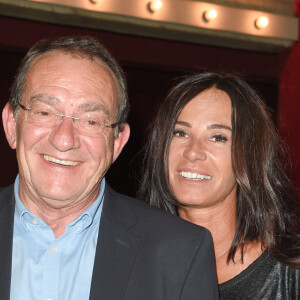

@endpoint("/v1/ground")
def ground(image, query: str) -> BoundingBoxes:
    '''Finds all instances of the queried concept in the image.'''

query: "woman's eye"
[173,130,188,138]
[212,135,228,142]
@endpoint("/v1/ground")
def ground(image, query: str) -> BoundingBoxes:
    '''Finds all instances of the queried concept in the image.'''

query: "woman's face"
[168,88,237,209]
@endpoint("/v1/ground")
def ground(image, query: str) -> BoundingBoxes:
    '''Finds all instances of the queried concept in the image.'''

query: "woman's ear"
[2,103,17,149]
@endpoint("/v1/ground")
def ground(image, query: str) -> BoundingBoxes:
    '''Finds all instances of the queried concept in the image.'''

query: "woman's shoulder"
[219,250,300,299]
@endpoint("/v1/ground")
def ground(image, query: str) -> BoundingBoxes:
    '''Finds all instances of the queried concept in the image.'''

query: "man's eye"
[173,130,188,138]
[33,110,51,117]
[39,111,50,116]
[87,120,98,126]
[82,118,103,127]
[31,103,54,116]
[212,135,228,142]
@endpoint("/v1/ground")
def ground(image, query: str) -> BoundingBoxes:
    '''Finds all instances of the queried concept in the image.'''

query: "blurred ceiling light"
[203,9,218,22]
[255,16,269,29]
[148,1,162,13]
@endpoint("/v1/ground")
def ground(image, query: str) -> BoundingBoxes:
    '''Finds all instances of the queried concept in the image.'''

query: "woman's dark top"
[219,251,300,299]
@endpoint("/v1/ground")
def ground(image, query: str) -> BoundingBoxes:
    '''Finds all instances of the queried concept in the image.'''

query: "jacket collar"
[0,184,141,300]
[89,184,141,300]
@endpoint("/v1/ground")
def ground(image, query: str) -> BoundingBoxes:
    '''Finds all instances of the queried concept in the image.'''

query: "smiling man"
[1,36,218,300]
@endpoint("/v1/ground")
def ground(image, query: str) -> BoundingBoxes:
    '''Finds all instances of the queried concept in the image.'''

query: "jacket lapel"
[0,185,15,300]
[89,185,141,300]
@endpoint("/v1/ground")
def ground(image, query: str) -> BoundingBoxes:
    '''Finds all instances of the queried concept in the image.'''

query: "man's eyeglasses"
[18,102,121,136]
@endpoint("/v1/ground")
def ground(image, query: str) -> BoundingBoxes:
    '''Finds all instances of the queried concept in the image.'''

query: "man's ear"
[2,103,17,149]
[112,123,130,163]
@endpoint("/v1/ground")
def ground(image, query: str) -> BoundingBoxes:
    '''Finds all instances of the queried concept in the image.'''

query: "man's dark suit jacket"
[0,184,219,300]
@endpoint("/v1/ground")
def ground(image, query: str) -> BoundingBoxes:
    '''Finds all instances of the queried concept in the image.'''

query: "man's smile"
[43,154,79,166]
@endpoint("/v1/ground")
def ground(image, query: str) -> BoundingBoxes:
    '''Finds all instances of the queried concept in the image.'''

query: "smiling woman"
[168,88,236,210]
[138,72,300,298]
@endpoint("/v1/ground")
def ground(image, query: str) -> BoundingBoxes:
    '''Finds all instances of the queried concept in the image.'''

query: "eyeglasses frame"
[17,102,122,132]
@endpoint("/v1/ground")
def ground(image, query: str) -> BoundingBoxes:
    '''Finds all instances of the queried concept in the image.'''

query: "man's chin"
[34,185,82,205]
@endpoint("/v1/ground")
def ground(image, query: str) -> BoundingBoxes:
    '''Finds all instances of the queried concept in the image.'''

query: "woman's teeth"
[179,171,211,180]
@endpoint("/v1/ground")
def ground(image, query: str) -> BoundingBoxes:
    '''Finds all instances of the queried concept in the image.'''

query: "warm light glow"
[148,1,162,13]
[203,9,218,22]
[255,16,269,29]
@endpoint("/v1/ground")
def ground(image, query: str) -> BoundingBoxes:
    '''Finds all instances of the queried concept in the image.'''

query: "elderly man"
[1,36,218,300]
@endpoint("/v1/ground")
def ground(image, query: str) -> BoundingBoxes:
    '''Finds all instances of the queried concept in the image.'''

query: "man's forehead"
[26,50,118,98]
[29,49,110,73]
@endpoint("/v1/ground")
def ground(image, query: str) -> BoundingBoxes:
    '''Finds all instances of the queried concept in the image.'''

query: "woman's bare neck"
[178,197,263,283]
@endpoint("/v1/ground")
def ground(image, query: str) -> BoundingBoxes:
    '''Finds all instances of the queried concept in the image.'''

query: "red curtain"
[278,0,300,198]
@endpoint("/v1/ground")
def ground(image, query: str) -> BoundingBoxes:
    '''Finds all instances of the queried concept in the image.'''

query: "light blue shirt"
[10,175,105,300]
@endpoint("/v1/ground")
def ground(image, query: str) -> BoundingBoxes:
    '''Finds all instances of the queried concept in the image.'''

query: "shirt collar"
[14,175,105,234]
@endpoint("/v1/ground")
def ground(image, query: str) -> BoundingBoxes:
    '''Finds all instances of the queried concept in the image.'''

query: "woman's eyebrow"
[175,121,231,131]
[175,120,191,128]
[207,124,232,131]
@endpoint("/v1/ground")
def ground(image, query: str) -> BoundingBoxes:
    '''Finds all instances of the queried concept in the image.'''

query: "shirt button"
[31,218,38,225]
[46,298,52,300]
[50,246,57,254]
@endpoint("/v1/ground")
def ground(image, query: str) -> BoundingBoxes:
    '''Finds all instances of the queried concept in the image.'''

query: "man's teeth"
[43,155,79,166]
[179,171,211,180]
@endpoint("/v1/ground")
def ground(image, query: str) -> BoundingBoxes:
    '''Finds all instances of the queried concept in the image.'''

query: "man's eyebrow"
[207,124,232,131]
[78,103,110,117]
[28,95,110,117]
[29,94,61,105]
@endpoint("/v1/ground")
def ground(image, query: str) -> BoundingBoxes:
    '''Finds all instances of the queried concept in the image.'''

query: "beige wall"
[188,0,294,15]
[0,0,296,52]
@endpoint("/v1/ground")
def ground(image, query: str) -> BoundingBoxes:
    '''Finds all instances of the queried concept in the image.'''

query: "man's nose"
[48,116,81,152]
[183,139,207,162]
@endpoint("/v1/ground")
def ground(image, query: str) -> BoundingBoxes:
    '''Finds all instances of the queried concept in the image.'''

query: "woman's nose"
[183,139,207,162]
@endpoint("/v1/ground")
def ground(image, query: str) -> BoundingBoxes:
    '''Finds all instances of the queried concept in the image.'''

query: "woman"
[138,72,300,299]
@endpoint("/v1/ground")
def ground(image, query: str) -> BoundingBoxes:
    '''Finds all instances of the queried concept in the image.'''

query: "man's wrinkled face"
[3,50,129,208]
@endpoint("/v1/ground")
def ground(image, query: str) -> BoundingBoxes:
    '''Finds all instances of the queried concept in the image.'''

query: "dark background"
[0,15,285,197]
